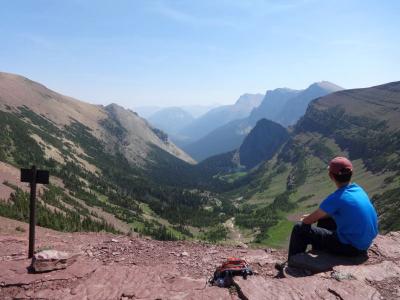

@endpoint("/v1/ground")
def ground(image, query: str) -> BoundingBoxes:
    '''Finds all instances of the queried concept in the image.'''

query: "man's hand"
[301,209,328,224]
[300,214,310,221]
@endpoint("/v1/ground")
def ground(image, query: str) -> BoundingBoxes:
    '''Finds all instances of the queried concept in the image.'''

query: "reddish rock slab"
[0,258,99,287]
[242,250,276,266]
[234,275,381,300]
[1,217,398,300]
[371,232,400,259]
[64,265,231,300]
[333,260,400,282]
[31,250,80,272]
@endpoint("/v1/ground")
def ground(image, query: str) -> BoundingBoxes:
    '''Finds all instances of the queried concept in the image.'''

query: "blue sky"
[1,0,399,108]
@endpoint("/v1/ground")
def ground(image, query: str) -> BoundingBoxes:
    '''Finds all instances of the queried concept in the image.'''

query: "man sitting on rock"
[286,157,378,265]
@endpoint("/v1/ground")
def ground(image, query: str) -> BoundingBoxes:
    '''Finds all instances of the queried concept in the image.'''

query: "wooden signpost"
[20,166,49,258]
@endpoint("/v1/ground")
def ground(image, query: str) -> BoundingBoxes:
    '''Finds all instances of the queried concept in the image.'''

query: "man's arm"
[301,208,328,224]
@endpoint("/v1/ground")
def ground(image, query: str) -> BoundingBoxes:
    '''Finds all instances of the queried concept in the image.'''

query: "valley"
[0,72,399,249]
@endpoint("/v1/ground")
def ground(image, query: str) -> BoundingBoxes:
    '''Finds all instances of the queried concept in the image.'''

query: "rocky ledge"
[0,216,399,299]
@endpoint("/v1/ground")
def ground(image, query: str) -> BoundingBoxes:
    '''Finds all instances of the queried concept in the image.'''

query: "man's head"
[328,156,353,184]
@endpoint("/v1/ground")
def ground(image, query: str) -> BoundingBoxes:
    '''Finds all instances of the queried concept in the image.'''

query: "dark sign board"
[36,170,50,184]
[20,166,50,258]
[21,168,49,184]
[20,168,33,183]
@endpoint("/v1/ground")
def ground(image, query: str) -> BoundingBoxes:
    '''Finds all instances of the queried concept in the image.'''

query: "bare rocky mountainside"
[0,72,194,165]
[0,72,230,242]
[1,217,399,299]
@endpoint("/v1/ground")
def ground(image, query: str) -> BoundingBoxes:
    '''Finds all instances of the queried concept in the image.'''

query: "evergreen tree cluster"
[0,107,234,240]
[372,186,400,232]
[201,224,228,243]
[0,188,118,233]
[235,191,296,242]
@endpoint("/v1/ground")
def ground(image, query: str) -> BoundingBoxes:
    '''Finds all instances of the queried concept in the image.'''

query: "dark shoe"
[274,261,288,278]
[274,261,287,272]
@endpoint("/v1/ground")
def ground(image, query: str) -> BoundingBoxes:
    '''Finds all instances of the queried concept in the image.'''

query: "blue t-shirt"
[320,183,378,250]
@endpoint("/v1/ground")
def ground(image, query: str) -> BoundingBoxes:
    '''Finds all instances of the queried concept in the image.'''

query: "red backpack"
[210,257,253,287]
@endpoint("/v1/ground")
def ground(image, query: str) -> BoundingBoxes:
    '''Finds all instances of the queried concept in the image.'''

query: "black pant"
[288,218,366,259]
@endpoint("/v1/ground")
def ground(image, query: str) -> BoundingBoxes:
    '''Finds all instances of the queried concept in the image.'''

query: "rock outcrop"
[31,250,79,273]
[0,217,399,299]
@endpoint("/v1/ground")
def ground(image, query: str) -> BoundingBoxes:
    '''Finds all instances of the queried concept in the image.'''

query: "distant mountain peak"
[234,93,264,106]
[308,81,344,92]
[268,87,298,93]
[106,102,124,110]
[179,93,264,145]
[262,87,301,99]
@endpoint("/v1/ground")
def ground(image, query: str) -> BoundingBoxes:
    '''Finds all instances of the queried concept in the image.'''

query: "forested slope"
[0,72,232,241]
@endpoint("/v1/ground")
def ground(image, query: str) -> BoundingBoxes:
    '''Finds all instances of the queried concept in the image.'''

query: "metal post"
[28,165,37,259]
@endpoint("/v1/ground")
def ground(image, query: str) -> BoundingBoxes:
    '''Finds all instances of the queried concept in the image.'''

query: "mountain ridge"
[0,71,195,165]
[148,106,195,135]
[178,93,263,145]
[277,81,343,126]
[183,81,342,161]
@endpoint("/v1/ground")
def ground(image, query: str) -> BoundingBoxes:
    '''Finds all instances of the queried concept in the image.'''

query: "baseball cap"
[328,157,353,175]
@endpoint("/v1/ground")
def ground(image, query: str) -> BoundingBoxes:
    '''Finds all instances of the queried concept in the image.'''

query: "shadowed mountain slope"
[238,119,289,169]
[194,119,289,178]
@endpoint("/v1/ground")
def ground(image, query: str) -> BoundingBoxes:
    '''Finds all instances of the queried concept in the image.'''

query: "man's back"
[320,183,378,250]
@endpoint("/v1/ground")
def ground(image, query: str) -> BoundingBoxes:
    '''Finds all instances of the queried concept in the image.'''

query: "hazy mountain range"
[135,104,217,119]
[182,81,343,161]
[175,93,264,146]
[139,83,342,162]
[148,107,194,135]
[140,93,264,153]
[250,81,343,126]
